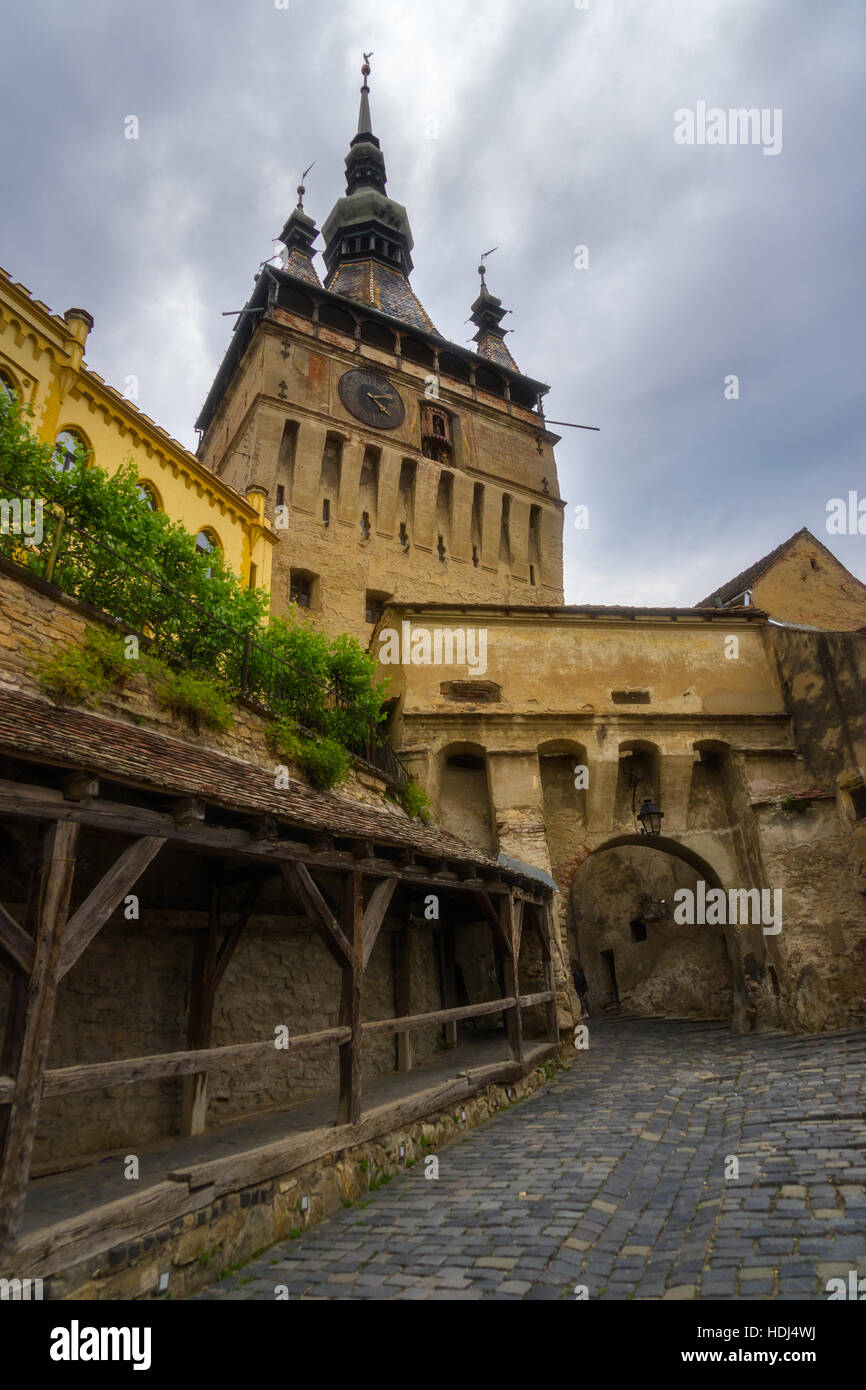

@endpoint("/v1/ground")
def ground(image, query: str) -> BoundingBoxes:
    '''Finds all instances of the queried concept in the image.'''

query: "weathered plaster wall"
[753,534,866,630]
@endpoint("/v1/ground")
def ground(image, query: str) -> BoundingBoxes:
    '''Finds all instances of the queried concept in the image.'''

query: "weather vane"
[478,246,498,283]
[297,160,315,209]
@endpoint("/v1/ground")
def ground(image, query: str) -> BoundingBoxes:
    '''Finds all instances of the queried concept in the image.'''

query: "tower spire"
[357,52,374,136]
[276,162,322,287]
[469,251,520,372]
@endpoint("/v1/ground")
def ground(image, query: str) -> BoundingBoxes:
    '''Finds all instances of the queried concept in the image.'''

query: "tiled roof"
[328,260,438,334]
[0,691,519,876]
[283,250,322,287]
[478,333,520,373]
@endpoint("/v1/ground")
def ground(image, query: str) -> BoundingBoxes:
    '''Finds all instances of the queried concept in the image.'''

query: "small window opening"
[437,534,446,563]
[629,918,648,943]
[322,498,331,526]
[361,511,371,540]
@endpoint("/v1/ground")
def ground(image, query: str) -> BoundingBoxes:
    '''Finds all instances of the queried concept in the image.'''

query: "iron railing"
[0,480,408,788]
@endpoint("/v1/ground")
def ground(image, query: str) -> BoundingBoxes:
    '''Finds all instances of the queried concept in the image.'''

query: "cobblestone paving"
[191,1019,866,1301]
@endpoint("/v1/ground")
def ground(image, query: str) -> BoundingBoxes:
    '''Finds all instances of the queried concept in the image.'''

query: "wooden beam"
[213,877,262,991]
[281,862,354,967]
[533,903,560,1041]
[361,876,397,970]
[337,872,363,1125]
[513,897,525,959]
[473,891,513,957]
[0,1026,351,1103]
[0,779,537,899]
[169,1076,472,1198]
[436,927,458,1047]
[500,894,524,1067]
[518,991,555,1009]
[0,820,79,1255]
[395,927,413,1072]
[0,902,35,975]
[361,995,517,1038]
[181,876,220,1138]
[58,836,166,979]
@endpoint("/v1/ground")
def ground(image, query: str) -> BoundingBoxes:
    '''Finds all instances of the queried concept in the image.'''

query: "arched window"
[0,370,18,403]
[196,528,221,577]
[136,481,161,511]
[52,429,88,473]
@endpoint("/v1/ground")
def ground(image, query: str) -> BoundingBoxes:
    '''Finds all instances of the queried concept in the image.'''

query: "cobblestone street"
[192,1019,866,1301]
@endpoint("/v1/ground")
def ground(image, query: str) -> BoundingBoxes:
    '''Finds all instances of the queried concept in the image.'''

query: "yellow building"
[0,265,275,594]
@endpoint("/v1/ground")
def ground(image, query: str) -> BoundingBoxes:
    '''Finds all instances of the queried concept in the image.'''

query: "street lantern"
[637,798,664,836]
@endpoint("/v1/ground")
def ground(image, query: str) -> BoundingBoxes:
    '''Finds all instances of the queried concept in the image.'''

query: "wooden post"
[500,893,524,1067]
[0,820,79,1255]
[181,880,220,1138]
[436,928,458,1047]
[534,902,560,1042]
[337,872,363,1126]
[395,926,413,1072]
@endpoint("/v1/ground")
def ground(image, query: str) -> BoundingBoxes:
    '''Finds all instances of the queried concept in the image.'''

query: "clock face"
[338,368,405,430]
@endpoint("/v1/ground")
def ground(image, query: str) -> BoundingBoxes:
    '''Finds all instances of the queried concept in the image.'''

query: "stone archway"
[568,835,740,1023]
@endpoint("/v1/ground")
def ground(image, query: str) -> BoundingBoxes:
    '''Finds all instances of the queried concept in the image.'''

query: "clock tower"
[195,59,565,639]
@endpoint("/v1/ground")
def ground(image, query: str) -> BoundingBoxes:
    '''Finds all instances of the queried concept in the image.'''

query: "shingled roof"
[0,691,537,882]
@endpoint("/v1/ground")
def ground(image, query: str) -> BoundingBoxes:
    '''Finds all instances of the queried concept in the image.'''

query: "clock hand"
[365,392,390,414]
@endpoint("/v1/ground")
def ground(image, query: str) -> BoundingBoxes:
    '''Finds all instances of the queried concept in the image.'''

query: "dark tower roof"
[320,57,437,333]
[469,260,520,372]
[276,174,322,288]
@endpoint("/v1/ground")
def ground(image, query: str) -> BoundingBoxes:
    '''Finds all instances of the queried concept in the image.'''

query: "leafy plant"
[37,643,110,705]
[267,718,350,791]
[151,667,234,732]
[401,776,431,823]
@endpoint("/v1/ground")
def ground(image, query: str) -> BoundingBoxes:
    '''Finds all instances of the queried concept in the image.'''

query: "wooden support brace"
[361,876,397,970]
[0,820,79,1255]
[395,927,413,1072]
[281,862,354,967]
[58,836,166,979]
[0,902,35,976]
[337,872,363,1125]
[500,893,524,1066]
[473,891,513,958]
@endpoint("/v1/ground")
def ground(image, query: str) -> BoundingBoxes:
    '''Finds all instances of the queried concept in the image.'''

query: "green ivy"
[267,716,350,791]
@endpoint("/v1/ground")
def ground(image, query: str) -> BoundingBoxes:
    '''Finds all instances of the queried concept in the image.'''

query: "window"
[0,370,17,403]
[275,484,285,509]
[322,498,331,527]
[196,528,221,577]
[421,402,453,463]
[472,544,479,568]
[360,511,371,540]
[530,564,536,586]
[136,481,160,511]
[437,534,446,563]
[53,429,86,473]
[850,785,866,821]
[290,569,317,609]
[365,591,389,625]
[611,690,651,705]
[399,521,409,549]
[248,562,258,591]
[629,918,648,943]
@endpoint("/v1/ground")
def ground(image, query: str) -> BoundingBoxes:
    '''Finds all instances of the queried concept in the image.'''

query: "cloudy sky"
[1,0,864,605]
